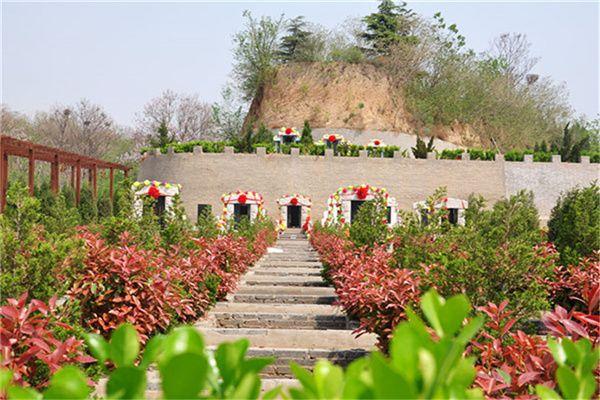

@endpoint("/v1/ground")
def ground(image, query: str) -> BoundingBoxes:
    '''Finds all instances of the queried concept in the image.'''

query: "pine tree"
[279,16,312,62]
[150,120,173,148]
[361,0,417,56]
[300,120,313,145]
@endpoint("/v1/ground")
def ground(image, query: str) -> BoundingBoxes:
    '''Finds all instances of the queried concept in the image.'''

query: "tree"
[232,11,284,100]
[211,85,245,140]
[361,0,417,56]
[278,16,313,62]
[300,120,313,145]
[488,33,540,86]
[136,90,215,144]
[548,183,600,265]
[150,120,173,148]
[33,100,118,159]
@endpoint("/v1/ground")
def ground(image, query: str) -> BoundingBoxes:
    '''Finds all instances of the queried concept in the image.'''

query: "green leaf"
[389,323,419,382]
[85,333,110,364]
[456,316,484,345]
[140,334,165,369]
[215,339,249,390]
[262,385,283,400]
[8,386,42,400]
[161,327,205,362]
[43,366,90,400]
[556,366,578,399]
[290,362,317,397]
[106,366,146,399]
[0,369,13,392]
[313,360,344,399]
[561,338,581,366]
[535,385,562,400]
[420,290,445,337]
[241,357,274,377]
[370,352,416,399]
[109,324,140,368]
[439,295,471,337]
[418,349,436,392]
[159,353,208,399]
[547,338,566,366]
[229,373,261,400]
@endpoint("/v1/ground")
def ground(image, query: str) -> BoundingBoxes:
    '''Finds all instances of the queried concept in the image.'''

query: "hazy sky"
[2,1,599,126]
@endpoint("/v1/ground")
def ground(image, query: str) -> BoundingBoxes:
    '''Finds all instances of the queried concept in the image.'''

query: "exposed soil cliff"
[245,62,481,148]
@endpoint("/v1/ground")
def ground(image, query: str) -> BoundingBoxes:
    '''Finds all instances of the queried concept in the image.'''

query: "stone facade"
[138,149,599,224]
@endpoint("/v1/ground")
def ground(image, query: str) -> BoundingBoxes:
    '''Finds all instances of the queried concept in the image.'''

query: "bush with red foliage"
[311,229,420,350]
[0,293,94,387]
[68,228,273,342]
[470,301,556,398]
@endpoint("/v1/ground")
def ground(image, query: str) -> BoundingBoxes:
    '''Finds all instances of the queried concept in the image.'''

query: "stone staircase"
[197,228,376,389]
[98,229,375,396]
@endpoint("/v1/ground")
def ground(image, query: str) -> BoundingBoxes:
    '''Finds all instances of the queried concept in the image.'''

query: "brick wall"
[138,149,598,223]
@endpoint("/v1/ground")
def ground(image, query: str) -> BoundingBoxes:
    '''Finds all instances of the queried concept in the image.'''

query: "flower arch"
[220,190,265,224]
[132,180,181,217]
[322,184,398,226]
[276,194,312,232]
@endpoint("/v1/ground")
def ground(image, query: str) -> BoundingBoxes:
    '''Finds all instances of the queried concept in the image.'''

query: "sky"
[2,1,599,127]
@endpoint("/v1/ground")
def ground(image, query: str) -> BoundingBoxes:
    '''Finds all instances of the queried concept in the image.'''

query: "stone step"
[242,275,328,287]
[258,261,322,268]
[211,303,352,330]
[236,285,335,295]
[198,327,375,377]
[231,293,336,304]
[252,267,321,276]
[263,257,320,262]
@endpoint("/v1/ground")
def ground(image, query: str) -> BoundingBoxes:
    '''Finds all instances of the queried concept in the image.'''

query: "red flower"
[340,217,346,223]
[342,188,347,194]
[238,194,247,204]
[285,128,293,135]
[291,197,298,206]
[148,186,161,199]
[328,135,337,143]
[356,186,369,200]
[374,140,380,146]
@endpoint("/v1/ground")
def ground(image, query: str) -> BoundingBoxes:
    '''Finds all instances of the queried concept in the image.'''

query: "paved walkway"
[197,228,376,390]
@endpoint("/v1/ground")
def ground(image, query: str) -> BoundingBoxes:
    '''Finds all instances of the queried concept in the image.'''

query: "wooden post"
[50,154,59,193]
[92,164,97,198]
[75,161,81,205]
[123,168,128,178]
[28,148,35,195]
[109,168,114,202]
[70,166,75,188]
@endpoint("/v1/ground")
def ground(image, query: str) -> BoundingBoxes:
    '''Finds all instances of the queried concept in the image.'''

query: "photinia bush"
[311,229,420,350]
[0,294,94,388]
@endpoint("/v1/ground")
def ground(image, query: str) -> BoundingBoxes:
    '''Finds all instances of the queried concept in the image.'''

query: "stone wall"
[138,149,598,224]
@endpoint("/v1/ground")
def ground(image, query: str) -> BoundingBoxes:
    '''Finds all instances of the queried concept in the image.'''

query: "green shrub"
[0,182,83,301]
[393,190,554,320]
[77,185,98,224]
[548,183,600,265]
[349,196,389,248]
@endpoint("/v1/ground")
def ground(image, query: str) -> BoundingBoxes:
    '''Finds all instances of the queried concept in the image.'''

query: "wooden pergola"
[0,135,129,212]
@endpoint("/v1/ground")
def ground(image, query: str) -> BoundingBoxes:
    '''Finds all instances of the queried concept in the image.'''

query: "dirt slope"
[245,62,480,147]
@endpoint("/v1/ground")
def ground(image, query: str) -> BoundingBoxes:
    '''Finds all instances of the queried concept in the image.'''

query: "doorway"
[234,203,250,223]
[287,205,301,228]
[350,200,366,223]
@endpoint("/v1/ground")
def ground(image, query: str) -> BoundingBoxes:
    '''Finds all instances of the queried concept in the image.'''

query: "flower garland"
[367,139,385,147]
[324,184,390,225]
[132,180,182,199]
[219,190,265,228]
[274,127,300,142]
[321,133,345,144]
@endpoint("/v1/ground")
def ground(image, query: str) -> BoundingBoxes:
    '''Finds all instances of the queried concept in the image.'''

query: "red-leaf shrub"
[0,293,93,387]
[470,301,556,398]
[68,228,272,342]
[311,229,420,350]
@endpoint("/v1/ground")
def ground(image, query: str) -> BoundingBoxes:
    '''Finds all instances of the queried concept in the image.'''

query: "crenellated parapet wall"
[138,146,599,224]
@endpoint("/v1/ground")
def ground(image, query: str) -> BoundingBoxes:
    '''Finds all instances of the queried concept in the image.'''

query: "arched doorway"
[322,184,398,226]
[277,194,311,229]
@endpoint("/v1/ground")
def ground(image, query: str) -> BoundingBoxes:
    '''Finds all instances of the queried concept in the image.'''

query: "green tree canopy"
[361,0,418,56]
